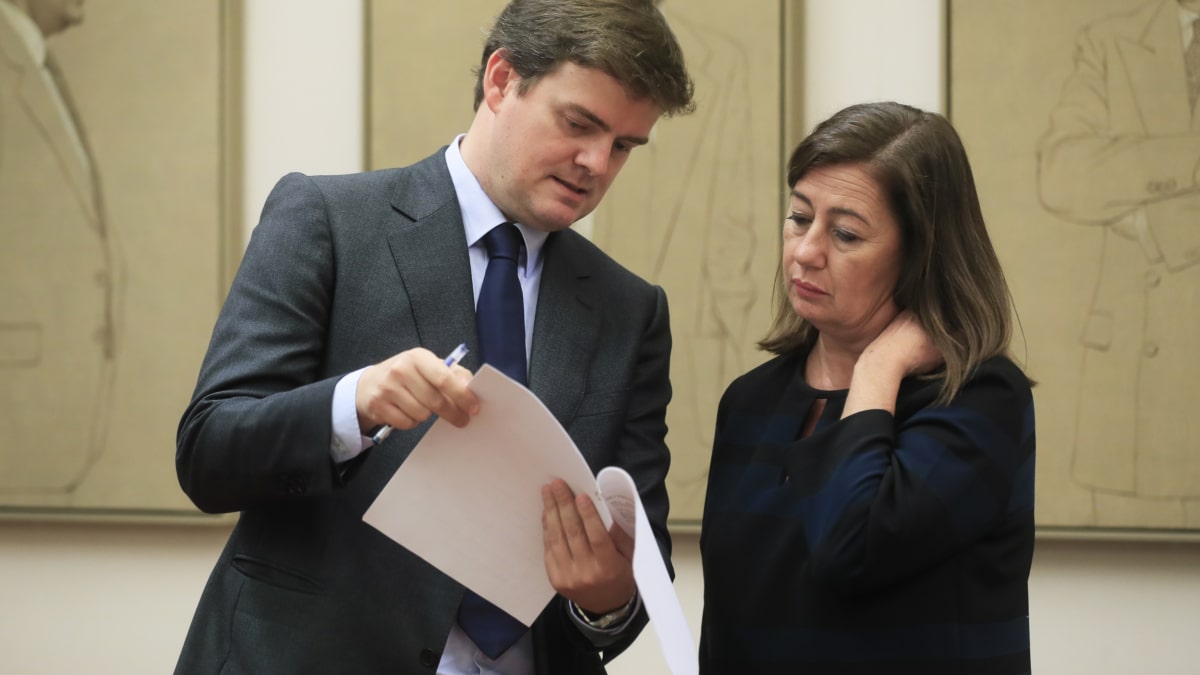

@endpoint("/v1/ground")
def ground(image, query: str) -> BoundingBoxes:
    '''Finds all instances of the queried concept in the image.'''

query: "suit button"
[1145,270,1161,288]
[419,648,439,668]
[1147,179,1177,194]
[1144,343,1159,358]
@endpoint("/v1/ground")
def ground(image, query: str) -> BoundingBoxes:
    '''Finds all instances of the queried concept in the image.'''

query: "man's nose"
[576,139,610,176]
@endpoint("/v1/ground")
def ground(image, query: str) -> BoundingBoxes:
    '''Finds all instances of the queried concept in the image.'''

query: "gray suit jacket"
[175,151,674,674]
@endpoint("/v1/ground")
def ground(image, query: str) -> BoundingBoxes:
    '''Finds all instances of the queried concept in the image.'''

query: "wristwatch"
[575,593,637,629]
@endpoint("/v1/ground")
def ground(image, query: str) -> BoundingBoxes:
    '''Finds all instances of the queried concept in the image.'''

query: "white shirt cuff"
[330,367,371,464]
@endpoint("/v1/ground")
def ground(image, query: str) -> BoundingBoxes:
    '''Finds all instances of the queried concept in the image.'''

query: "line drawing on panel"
[593,3,760,513]
[1037,0,1200,524]
[0,0,121,495]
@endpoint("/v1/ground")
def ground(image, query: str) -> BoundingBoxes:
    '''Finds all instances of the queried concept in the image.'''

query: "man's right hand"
[356,348,479,433]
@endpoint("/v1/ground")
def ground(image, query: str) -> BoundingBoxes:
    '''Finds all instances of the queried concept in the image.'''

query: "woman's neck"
[805,337,862,391]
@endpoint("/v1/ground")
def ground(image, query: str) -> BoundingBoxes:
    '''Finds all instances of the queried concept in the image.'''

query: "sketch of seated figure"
[1038,0,1200,521]
[0,0,119,493]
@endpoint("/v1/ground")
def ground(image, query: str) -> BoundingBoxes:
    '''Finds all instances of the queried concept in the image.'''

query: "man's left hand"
[541,479,636,615]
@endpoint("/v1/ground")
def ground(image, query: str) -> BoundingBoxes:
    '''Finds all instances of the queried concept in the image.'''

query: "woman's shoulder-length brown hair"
[760,101,1023,404]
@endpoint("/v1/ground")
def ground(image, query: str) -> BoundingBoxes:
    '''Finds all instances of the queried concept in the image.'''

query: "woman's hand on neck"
[839,311,944,417]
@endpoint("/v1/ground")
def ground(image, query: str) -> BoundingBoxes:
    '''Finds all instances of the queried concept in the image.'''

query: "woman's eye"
[833,228,860,243]
[786,213,812,227]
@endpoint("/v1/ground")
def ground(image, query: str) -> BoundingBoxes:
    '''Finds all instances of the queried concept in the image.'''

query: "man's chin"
[525,209,585,233]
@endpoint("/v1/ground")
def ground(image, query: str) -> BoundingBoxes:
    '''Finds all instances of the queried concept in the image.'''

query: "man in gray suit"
[174,1,694,673]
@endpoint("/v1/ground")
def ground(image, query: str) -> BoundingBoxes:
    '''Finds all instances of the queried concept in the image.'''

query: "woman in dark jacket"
[699,101,1036,675]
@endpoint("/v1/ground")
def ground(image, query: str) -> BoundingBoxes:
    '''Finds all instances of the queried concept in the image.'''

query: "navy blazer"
[175,150,674,674]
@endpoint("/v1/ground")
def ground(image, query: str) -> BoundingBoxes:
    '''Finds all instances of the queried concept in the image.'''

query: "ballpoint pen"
[370,342,469,445]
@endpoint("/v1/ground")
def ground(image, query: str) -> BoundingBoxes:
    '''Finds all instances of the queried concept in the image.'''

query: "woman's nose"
[792,227,826,267]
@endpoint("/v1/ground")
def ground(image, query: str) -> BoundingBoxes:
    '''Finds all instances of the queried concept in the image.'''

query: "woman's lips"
[792,279,827,298]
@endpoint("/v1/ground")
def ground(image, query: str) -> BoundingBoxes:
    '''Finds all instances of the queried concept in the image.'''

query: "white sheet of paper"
[596,467,698,675]
[363,365,603,624]
[362,365,696,673]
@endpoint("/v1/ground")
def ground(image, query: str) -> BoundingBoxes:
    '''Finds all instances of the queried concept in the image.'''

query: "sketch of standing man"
[0,0,119,494]
[1038,0,1200,525]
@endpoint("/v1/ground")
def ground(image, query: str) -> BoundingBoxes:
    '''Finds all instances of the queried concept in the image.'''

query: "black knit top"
[699,351,1035,675]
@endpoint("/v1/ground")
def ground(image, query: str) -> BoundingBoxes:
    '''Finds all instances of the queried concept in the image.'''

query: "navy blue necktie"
[457,222,529,658]
[474,223,527,383]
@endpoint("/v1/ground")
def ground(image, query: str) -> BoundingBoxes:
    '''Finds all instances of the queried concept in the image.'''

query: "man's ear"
[482,49,518,112]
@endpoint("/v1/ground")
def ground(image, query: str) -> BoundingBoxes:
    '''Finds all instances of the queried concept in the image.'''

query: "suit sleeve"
[548,284,674,663]
[785,361,1036,596]
[616,285,673,565]
[1037,25,1200,223]
[605,284,672,659]
[176,172,345,514]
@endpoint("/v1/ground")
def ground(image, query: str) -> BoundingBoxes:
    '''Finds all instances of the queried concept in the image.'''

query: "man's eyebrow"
[566,103,650,146]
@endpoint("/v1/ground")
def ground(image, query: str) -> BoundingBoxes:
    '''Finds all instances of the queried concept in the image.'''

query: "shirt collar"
[0,0,48,67]
[444,134,548,272]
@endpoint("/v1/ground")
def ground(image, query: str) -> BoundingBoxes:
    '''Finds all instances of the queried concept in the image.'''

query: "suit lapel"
[0,19,97,225]
[383,154,602,419]
[385,154,480,368]
[529,232,599,426]
[1117,0,1191,133]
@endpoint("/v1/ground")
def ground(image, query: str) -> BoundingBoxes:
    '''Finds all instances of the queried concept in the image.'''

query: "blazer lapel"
[529,232,599,426]
[0,20,97,225]
[385,154,480,368]
[382,154,601,417]
[1117,0,1191,133]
